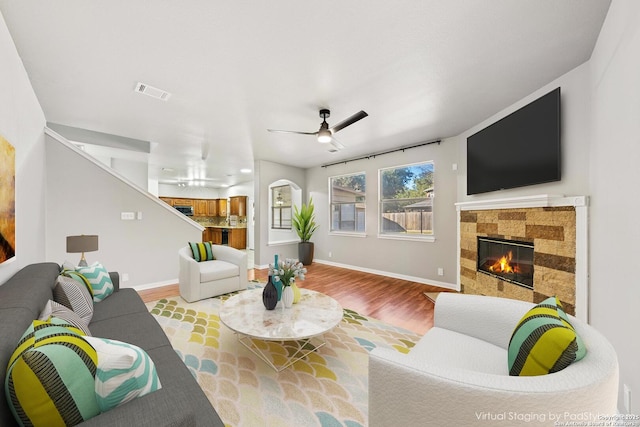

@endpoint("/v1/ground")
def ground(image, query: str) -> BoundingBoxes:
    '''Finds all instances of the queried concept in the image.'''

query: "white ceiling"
[0,0,611,188]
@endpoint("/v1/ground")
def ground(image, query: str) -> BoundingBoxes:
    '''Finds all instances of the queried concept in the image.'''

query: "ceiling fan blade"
[329,110,368,133]
[267,129,318,136]
[329,138,345,151]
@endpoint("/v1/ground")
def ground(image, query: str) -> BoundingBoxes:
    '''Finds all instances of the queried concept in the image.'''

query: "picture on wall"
[0,135,16,264]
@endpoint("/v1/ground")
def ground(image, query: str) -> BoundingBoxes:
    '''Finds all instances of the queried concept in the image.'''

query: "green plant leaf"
[293,197,318,242]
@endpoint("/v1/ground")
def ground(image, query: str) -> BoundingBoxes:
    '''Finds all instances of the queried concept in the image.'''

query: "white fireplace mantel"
[455,194,588,211]
[455,194,589,322]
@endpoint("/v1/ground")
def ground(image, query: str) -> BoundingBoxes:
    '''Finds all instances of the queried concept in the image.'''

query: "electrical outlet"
[328,251,332,258]
[437,267,444,276]
[122,273,129,282]
[624,384,631,413]
[137,211,143,220]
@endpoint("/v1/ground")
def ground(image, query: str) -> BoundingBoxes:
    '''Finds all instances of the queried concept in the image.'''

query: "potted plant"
[293,197,319,265]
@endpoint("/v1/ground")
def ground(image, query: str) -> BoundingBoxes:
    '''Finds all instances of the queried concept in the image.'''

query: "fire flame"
[488,251,520,274]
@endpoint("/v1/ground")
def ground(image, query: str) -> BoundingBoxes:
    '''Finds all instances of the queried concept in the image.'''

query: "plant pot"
[298,242,314,266]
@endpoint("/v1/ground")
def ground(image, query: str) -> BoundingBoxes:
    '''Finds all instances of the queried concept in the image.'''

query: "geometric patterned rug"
[146,286,421,427]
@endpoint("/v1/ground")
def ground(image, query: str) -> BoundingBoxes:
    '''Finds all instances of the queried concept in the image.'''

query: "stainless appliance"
[174,205,194,216]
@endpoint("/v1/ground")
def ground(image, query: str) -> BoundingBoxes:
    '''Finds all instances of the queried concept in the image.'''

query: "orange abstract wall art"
[0,135,16,264]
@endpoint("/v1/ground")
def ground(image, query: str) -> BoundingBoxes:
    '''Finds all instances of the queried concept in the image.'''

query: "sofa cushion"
[39,300,92,336]
[413,326,508,375]
[5,320,99,426]
[508,296,586,376]
[84,336,162,413]
[199,260,240,282]
[76,262,114,302]
[54,275,94,324]
[189,241,215,262]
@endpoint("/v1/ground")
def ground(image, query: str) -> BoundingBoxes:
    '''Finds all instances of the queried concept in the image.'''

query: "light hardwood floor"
[138,263,452,335]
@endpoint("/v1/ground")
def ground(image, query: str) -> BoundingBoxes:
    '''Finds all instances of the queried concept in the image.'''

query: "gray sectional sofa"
[0,262,224,426]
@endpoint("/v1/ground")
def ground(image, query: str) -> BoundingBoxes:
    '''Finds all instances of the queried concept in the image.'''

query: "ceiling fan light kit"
[268,108,368,151]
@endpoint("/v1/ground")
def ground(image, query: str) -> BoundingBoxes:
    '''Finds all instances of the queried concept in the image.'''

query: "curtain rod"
[321,139,442,168]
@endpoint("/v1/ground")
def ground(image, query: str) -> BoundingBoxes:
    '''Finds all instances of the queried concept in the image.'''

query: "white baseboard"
[308,258,458,290]
[134,260,458,292]
[130,279,178,291]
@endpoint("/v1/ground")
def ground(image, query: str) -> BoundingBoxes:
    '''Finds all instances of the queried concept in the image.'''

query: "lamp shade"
[66,235,99,253]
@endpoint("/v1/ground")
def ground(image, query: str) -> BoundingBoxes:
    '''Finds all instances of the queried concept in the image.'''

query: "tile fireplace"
[456,195,589,319]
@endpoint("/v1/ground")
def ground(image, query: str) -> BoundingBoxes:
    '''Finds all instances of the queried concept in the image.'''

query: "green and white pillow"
[5,320,100,426]
[508,296,586,376]
[76,262,114,302]
[189,241,215,262]
[39,300,92,336]
[84,336,162,412]
[54,275,94,324]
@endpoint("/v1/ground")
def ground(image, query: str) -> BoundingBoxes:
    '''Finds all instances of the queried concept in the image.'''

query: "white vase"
[282,285,294,308]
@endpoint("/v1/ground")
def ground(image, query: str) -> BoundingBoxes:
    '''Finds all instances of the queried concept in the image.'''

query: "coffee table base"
[236,333,327,372]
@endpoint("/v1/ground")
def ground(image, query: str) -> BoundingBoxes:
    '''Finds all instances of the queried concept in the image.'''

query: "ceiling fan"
[268,109,368,152]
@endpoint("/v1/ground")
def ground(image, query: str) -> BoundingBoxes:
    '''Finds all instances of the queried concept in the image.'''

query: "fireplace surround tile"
[459,205,577,315]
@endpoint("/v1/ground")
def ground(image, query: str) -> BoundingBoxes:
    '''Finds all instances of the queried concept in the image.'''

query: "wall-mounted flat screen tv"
[466,87,561,195]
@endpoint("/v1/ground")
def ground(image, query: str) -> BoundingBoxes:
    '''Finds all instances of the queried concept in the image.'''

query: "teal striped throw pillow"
[189,241,215,262]
[508,296,586,376]
[84,337,162,412]
[76,263,114,302]
[6,320,99,426]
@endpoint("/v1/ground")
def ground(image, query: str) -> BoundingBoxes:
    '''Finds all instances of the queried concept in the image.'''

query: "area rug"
[146,287,421,427]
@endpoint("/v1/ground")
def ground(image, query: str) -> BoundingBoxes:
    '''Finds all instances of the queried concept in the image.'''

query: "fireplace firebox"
[477,237,534,289]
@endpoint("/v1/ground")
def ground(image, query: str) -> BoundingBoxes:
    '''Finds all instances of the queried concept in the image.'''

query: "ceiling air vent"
[134,82,171,101]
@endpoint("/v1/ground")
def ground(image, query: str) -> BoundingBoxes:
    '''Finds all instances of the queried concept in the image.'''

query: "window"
[330,172,366,233]
[379,161,434,236]
[271,185,292,229]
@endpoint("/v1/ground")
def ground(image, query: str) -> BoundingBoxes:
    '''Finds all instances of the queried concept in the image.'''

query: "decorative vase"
[282,285,294,308]
[291,281,301,304]
[273,279,283,301]
[298,242,314,266]
[262,276,278,310]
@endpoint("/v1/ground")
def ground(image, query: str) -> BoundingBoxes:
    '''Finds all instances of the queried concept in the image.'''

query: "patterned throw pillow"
[39,300,92,336]
[5,321,100,426]
[189,241,215,262]
[84,337,162,412]
[54,274,94,324]
[508,296,586,376]
[76,262,114,302]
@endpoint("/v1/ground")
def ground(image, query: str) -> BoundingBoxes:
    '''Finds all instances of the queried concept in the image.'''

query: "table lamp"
[66,235,99,267]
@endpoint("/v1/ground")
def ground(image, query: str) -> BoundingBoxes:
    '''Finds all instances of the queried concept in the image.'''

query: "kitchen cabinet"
[194,199,208,216]
[207,200,218,216]
[211,228,222,245]
[218,199,227,216]
[172,198,193,207]
[228,228,246,249]
[229,196,247,216]
[202,227,223,244]
[160,197,173,206]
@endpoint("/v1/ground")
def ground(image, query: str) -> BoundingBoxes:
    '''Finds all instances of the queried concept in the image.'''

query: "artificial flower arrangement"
[269,258,307,286]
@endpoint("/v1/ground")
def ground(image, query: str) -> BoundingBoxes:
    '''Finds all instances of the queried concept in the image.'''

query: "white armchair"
[178,245,248,303]
[369,293,619,427]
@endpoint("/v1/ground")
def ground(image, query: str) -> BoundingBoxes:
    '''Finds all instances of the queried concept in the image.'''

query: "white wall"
[0,11,47,285]
[158,183,221,199]
[305,140,459,286]
[455,61,592,202]
[589,0,640,413]
[110,158,148,191]
[45,132,202,288]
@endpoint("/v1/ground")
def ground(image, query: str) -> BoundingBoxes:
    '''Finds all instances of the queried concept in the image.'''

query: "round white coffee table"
[219,288,343,371]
